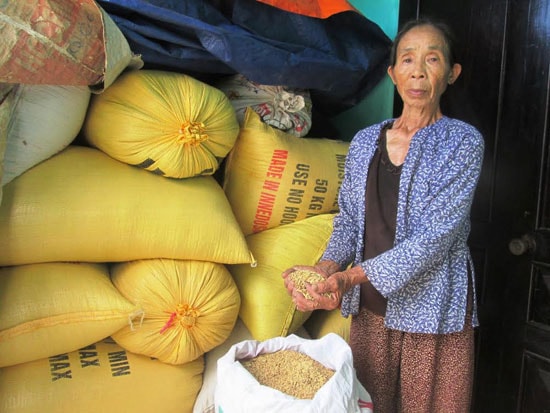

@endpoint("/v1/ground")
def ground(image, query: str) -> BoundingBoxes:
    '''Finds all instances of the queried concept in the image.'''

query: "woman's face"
[388,25,461,112]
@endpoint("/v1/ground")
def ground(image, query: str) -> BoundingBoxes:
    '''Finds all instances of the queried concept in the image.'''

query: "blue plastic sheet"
[97,0,391,114]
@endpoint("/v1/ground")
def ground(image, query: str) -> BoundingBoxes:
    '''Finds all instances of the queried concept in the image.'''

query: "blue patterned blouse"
[321,116,484,334]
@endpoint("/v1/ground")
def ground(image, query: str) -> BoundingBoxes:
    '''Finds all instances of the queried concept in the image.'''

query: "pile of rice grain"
[240,349,334,399]
[288,269,331,300]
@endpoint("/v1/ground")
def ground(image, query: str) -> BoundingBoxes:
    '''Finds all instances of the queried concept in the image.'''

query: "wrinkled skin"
[282,262,364,312]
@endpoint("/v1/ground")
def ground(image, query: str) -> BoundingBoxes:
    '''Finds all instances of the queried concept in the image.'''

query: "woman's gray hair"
[390,18,458,67]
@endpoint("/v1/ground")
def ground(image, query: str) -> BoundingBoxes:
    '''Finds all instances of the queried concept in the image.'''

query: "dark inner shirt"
[361,125,401,316]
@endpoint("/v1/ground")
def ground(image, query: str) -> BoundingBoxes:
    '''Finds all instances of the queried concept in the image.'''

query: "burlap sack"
[0,0,141,89]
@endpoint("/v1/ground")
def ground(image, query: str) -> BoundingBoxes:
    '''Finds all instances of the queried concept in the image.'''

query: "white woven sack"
[0,84,16,205]
[215,333,373,413]
[194,320,312,413]
[1,84,90,186]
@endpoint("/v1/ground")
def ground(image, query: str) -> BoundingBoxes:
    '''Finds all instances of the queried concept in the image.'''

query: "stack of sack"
[0,263,206,412]
[0,1,356,412]
[192,107,356,412]
[0,69,255,411]
[0,2,249,413]
[223,107,353,342]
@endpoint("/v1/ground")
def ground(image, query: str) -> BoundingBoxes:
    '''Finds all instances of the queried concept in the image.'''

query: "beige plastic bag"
[1,84,91,186]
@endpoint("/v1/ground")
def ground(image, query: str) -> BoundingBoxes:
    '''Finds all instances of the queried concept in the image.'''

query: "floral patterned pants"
[350,307,475,413]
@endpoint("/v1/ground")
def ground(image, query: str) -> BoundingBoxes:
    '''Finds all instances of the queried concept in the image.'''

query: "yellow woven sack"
[111,259,241,365]
[304,308,351,343]
[0,262,141,368]
[0,337,204,413]
[84,69,239,178]
[228,213,335,341]
[223,108,349,235]
[0,146,254,266]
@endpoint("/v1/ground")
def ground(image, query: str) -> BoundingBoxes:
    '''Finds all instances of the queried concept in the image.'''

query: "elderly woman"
[283,18,484,413]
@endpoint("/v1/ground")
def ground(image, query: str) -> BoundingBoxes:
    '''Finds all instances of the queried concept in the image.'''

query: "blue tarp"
[97,0,391,114]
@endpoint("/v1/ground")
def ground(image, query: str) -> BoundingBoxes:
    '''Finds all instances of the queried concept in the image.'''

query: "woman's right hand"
[304,265,370,311]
